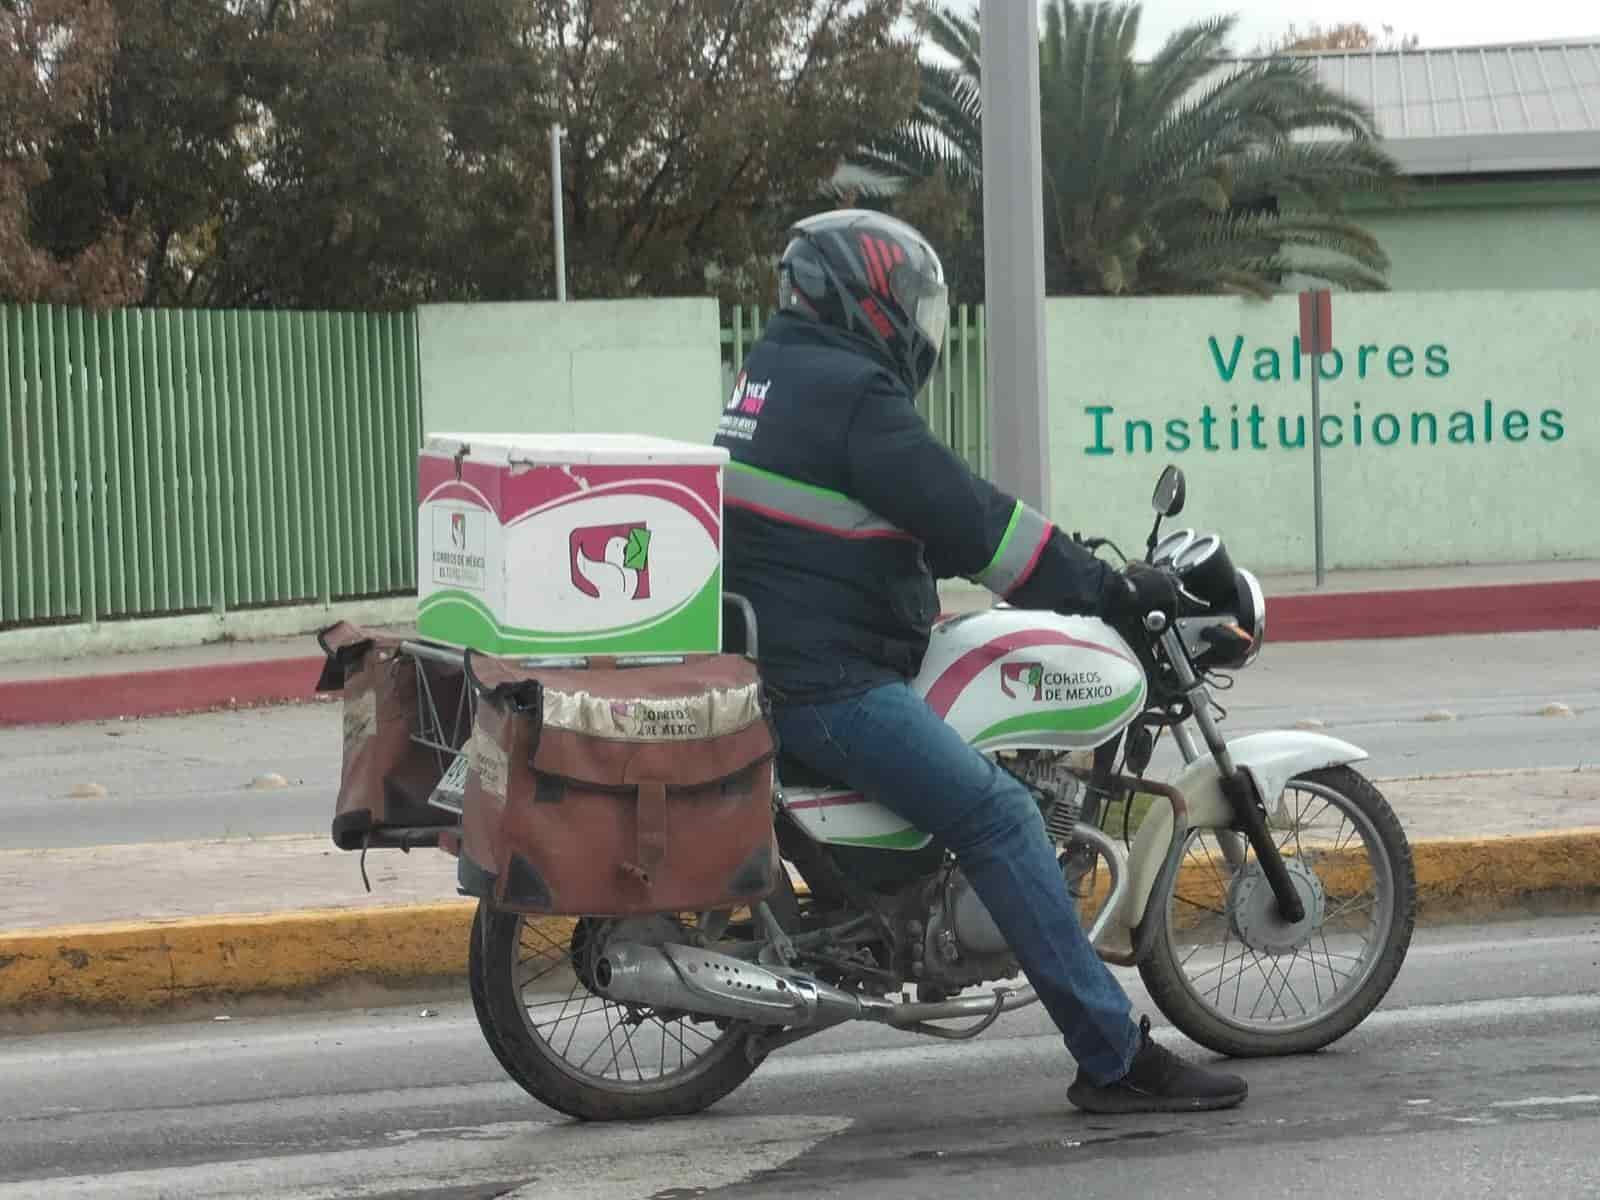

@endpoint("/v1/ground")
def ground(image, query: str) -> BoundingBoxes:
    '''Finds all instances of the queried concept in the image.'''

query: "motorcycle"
[464,466,1418,1122]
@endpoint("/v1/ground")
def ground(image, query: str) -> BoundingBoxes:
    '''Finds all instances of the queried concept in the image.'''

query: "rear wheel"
[1138,766,1416,1057]
[470,902,763,1121]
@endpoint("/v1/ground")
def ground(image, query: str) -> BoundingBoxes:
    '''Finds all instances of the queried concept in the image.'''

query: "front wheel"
[1138,766,1416,1058]
[469,902,764,1121]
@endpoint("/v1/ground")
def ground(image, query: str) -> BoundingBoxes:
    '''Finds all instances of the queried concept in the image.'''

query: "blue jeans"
[773,682,1140,1084]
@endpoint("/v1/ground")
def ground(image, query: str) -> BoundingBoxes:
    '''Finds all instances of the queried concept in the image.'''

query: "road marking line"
[1490,1094,1600,1109]
[0,1114,853,1200]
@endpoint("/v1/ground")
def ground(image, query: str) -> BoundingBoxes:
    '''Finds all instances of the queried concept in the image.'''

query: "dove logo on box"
[501,489,718,636]
[569,522,651,601]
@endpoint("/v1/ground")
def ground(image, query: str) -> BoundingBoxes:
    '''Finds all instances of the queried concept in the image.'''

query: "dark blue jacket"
[715,312,1113,705]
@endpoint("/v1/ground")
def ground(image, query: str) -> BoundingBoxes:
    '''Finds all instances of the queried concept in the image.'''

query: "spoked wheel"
[1138,766,1417,1058]
[470,901,763,1121]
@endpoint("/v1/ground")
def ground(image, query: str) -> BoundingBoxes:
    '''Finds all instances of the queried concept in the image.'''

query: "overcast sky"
[1131,1,1600,56]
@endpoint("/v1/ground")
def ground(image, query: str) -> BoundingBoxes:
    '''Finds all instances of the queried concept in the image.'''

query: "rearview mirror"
[1153,466,1186,518]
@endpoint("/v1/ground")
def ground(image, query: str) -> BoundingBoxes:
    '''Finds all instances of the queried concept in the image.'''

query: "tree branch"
[617,0,748,255]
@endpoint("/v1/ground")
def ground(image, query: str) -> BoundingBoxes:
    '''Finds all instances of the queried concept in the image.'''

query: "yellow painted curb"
[1061,830,1600,930]
[3,832,1598,1017]
[0,903,479,1016]
[1410,829,1600,913]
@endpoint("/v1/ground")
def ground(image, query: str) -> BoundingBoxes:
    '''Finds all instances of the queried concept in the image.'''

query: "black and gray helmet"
[777,209,949,392]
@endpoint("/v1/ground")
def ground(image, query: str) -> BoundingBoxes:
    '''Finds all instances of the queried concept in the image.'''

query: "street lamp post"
[551,124,568,302]
[979,0,1050,510]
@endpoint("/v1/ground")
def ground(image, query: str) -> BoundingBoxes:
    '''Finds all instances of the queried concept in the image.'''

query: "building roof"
[1290,39,1600,175]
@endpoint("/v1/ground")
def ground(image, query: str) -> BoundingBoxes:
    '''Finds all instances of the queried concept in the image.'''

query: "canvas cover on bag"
[458,652,779,915]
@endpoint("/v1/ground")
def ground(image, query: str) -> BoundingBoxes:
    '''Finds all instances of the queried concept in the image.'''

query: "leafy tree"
[1259,22,1421,54]
[1,0,143,304]
[28,0,265,306]
[851,1,1403,298]
[195,0,553,309]
[852,2,981,192]
[6,0,915,309]
[844,2,984,301]
[540,0,917,302]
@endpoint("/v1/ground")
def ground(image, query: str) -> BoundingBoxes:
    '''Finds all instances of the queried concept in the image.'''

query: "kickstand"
[359,835,373,894]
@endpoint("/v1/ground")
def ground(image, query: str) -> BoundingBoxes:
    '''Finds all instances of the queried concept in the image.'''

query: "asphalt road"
[1,629,1596,850]
[1,917,1597,1198]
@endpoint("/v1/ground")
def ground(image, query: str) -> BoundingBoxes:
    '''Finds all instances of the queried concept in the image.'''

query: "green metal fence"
[721,303,990,475]
[3,301,990,632]
[0,305,421,629]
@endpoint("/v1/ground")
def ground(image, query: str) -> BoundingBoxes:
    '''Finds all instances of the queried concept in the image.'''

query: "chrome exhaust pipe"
[882,982,1038,1027]
[599,940,1039,1032]
[596,825,1136,1037]
[596,942,886,1029]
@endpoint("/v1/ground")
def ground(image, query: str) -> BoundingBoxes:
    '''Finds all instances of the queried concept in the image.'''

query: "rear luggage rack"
[401,640,476,816]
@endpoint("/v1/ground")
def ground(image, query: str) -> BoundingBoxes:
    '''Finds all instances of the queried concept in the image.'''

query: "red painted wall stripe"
[2,580,1595,727]
[1265,578,1600,643]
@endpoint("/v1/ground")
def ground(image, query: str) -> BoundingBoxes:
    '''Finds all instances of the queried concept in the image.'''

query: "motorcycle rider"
[714,209,1248,1114]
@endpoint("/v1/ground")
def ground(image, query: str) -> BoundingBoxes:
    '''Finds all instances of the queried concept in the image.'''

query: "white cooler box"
[416,433,728,657]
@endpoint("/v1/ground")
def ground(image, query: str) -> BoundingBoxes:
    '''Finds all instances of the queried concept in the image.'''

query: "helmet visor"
[891,249,948,353]
[913,290,949,352]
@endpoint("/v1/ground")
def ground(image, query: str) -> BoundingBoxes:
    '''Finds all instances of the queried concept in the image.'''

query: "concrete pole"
[551,125,568,302]
[980,0,1051,510]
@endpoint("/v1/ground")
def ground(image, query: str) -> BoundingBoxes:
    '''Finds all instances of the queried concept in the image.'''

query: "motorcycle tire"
[1137,766,1417,1058]
[470,901,763,1122]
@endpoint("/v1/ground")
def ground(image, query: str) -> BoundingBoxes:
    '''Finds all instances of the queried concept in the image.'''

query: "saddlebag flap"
[316,621,466,850]
[458,653,779,915]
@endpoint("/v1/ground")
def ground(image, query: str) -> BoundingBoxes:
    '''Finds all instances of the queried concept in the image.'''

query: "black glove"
[1100,562,1179,643]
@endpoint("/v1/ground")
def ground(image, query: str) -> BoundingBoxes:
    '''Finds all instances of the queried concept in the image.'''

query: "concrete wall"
[1045,291,1599,572]
[418,299,726,443]
[417,290,1599,575]
[1361,205,1600,292]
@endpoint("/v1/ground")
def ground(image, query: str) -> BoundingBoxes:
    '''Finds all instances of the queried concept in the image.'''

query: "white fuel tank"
[778,608,1148,852]
[910,608,1147,752]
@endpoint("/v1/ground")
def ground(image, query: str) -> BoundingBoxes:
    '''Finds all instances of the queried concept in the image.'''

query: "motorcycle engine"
[911,753,1091,994]
[1003,749,1085,844]
[916,865,1018,992]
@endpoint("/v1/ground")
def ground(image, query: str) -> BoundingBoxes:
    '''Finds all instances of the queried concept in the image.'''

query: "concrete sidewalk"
[4,767,1599,931]
[2,562,1598,1023]
[3,765,1598,1024]
[3,560,1599,727]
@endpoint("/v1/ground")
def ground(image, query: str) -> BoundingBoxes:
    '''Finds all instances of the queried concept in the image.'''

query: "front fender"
[1109,731,1369,939]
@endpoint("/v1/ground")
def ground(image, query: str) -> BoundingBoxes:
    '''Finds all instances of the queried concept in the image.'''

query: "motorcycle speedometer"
[1151,528,1196,566]
[1173,534,1235,608]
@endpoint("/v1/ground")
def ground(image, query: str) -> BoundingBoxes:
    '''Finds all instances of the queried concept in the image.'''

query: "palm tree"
[851,5,983,193]
[851,1,1403,297]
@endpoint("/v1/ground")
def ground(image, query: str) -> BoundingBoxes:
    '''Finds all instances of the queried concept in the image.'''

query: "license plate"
[427,753,470,815]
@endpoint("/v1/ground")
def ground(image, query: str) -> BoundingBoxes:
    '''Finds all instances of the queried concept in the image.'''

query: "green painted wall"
[1361,205,1600,292]
[418,299,725,443]
[1045,291,1598,573]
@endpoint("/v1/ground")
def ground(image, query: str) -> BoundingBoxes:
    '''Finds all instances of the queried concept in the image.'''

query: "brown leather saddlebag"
[458,653,779,916]
[315,622,467,850]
